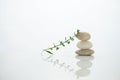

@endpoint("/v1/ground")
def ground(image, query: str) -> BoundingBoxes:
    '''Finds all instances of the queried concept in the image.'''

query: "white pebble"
[77,41,92,49]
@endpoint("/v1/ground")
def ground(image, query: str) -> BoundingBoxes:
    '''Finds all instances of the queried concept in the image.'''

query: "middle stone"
[77,41,92,49]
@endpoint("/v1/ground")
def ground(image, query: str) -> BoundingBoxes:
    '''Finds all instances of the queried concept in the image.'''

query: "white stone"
[77,41,92,49]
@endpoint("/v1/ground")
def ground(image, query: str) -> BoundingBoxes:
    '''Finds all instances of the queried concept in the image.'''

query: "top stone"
[76,32,91,41]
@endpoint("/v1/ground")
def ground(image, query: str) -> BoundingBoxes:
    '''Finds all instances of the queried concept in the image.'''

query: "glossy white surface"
[0,0,120,80]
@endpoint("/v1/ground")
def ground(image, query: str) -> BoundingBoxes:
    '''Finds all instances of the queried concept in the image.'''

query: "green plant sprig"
[43,29,80,54]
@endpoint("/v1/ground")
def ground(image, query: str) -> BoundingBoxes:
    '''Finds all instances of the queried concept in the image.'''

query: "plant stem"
[43,29,80,54]
[43,35,76,51]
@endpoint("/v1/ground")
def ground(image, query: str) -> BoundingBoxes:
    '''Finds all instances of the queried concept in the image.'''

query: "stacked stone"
[75,32,94,56]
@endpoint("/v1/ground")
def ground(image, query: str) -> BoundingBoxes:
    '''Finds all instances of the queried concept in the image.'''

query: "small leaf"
[77,29,80,34]
[72,38,74,41]
[66,40,70,44]
[56,47,59,50]
[49,48,53,50]
[53,44,57,48]
[69,36,74,41]
[60,41,65,47]
[46,51,53,54]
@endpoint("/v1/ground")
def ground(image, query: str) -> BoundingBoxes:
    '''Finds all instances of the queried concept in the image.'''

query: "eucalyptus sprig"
[43,29,80,54]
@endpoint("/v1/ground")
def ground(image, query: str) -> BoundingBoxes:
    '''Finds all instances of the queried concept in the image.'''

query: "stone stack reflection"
[75,56,94,78]
[76,32,94,56]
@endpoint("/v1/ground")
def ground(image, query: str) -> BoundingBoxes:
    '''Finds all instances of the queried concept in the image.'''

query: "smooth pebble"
[77,41,92,49]
[75,49,94,56]
[76,32,91,41]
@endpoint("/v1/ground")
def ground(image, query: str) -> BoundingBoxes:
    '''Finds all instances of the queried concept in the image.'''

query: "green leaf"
[56,47,59,50]
[49,48,53,50]
[53,44,57,49]
[60,41,65,47]
[46,51,53,54]
[69,36,74,41]
[53,44,59,50]
[66,40,70,44]
[77,29,80,33]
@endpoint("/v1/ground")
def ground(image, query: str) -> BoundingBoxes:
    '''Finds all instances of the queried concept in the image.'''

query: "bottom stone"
[75,49,94,56]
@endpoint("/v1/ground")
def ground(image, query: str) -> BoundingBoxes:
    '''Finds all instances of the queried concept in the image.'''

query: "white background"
[0,0,120,80]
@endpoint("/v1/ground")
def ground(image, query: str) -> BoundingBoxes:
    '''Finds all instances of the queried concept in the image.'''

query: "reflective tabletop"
[0,0,120,80]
